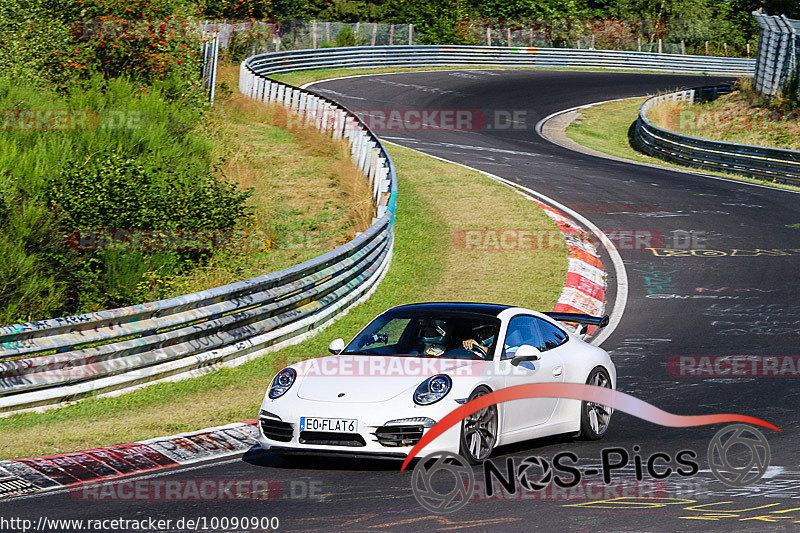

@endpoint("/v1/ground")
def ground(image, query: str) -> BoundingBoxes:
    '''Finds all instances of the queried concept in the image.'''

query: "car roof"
[389,302,512,317]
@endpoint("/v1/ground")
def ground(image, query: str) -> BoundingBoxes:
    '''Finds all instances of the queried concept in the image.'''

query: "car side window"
[536,318,568,351]
[356,318,410,350]
[501,316,544,359]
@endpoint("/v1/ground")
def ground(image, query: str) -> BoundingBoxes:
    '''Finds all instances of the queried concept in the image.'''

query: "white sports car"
[257,302,615,463]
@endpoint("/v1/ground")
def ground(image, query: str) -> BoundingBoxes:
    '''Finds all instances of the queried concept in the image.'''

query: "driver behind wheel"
[462,324,496,355]
[419,319,450,356]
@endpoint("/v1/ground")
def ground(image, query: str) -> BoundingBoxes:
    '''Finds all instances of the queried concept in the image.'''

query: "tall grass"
[644,98,685,131]
[0,75,250,323]
[645,81,800,151]
[0,78,210,190]
[170,66,376,296]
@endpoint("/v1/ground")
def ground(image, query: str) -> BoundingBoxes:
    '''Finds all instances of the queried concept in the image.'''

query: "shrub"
[0,1,250,322]
[43,149,252,312]
[0,191,76,324]
[334,26,358,47]
[199,0,269,18]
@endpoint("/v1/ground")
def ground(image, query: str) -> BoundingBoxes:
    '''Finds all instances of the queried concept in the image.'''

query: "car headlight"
[268,368,297,399]
[413,374,452,405]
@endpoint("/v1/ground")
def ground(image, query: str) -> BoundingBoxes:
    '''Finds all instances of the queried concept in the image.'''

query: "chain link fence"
[464,19,754,57]
[197,18,758,60]
[753,12,800,97]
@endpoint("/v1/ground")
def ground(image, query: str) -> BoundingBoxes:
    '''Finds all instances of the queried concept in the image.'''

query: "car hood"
[293,355,484,403]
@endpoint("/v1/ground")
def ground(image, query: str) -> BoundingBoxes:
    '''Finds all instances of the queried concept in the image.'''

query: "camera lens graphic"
[411,452,474,513]
[708,424,770,487]
[516,456,553,491]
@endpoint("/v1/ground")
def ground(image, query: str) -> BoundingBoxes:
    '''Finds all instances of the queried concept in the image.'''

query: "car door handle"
[553,366,563,377]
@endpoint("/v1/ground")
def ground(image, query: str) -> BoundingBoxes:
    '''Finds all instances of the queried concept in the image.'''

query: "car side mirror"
[511,344,541,366]
[328,338,345,355]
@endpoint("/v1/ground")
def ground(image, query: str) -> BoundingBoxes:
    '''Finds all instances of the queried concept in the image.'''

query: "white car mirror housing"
[511,344,541,366]
[328,338,345,355]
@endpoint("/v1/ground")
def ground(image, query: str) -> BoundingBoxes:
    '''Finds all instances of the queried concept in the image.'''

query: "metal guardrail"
[753,12,800,97]
[0,53,398,416]
[246,45,756,77]
[0,45,753,416]
[634,85,800,184]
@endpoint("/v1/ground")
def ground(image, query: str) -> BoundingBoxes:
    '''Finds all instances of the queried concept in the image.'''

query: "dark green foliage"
[0,190,75,324]
[0,1,253,323]
[39,150,252,314]
[200,0,270,18]
[334,26,358,46]
[784,66,800,108]
[48,151,252,232]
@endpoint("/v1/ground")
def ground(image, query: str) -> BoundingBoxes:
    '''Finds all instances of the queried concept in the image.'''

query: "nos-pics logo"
[411,452,474,513]
[411,424,771,514]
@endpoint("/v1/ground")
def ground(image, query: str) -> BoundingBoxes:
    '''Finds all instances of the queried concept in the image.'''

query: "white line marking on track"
[382,138,541,157]
[535,99,800,196]
[313,88,370,100]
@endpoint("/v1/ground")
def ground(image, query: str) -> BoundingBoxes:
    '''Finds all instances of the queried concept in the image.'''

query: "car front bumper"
[256,398,462,458]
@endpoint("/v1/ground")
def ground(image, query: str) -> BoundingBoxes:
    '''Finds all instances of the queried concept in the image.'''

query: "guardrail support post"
[332,109,344,139]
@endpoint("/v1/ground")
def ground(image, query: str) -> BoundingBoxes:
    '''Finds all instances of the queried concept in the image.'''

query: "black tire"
[579,367,613,440]
[459,386,498,464]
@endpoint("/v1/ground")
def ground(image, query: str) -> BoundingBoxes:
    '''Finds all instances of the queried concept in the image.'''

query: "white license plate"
[300,417,358,433]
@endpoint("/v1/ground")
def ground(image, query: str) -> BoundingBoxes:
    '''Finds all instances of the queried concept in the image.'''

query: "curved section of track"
[4,70,799,532]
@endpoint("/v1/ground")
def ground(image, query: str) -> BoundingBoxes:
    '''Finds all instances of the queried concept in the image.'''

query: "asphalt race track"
[4,70,800,532]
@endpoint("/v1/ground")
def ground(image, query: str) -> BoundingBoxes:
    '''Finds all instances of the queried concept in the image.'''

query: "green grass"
[565,98,800,193]
[0,77,211,195]
[0,144,567,460]
[0,76,222,323]
[566,98,651,162]
[646,90,800,151]
[168,64,376,296]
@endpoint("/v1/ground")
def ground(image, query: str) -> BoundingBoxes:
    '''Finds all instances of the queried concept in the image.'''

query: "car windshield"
[342,309,501,360]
